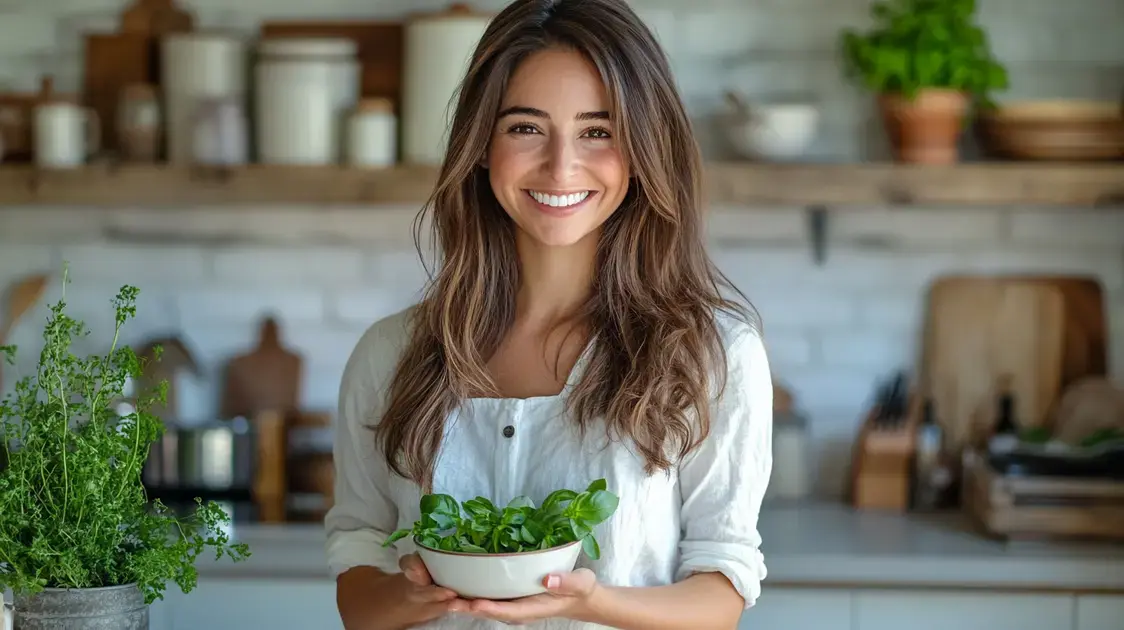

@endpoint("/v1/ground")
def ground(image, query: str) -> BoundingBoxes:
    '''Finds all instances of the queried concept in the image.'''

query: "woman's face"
[487,48,629,249]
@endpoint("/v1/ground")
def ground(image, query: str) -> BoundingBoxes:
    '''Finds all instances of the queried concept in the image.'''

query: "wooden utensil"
[919,276,1070,452]
[119,0,194,38]
[0,274,49,390]
[0,274,48,343]
[977,100,1124,161]
[220,316,303,419]
[1023,276,1109,386]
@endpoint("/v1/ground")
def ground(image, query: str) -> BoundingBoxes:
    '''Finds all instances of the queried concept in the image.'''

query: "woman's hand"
[466,568,599,625]
[398,553,471,620]
[336,558,469,630]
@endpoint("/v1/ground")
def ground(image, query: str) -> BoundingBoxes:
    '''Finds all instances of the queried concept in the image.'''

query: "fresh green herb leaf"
[581,532,601,560]
[839,0,1008,103]
[0,266,250,605]
[382,479,619,558]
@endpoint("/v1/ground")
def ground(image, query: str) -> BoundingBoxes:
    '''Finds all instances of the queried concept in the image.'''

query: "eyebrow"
[497,106,610,121]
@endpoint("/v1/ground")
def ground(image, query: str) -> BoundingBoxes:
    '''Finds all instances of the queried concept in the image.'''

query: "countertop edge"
[195,509,1124,592]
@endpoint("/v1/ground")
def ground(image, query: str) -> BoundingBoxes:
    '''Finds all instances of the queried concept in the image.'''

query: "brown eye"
[508,124,540,135]
[584,127,612,139]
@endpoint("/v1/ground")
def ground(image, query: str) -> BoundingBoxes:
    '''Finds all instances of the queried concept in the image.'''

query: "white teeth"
[529,190,590,208]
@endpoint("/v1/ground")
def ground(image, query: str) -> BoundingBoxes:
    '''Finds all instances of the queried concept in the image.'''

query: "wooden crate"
[962,449,1124,541]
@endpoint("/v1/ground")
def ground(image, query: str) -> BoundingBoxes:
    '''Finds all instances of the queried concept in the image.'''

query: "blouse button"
[502,425,515,438]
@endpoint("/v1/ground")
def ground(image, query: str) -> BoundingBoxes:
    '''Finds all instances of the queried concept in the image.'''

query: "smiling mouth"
[525,190,595,209]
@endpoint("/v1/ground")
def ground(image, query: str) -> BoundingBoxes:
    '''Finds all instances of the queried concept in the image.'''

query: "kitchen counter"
[200,502,1124,592]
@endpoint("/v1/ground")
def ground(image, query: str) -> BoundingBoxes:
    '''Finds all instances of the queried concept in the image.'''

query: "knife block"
[850,397,918,511]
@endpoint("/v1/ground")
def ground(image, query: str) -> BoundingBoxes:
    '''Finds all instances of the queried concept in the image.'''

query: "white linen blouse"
[324,307,774,630]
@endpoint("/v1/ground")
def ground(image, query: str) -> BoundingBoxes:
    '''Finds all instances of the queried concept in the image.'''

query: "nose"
[544,133,578,182]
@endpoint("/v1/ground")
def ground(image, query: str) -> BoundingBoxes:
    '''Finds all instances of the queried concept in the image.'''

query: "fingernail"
[546,575,561,588]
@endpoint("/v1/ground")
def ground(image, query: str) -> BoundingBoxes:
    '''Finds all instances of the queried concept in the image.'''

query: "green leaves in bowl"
[383,479,619,560]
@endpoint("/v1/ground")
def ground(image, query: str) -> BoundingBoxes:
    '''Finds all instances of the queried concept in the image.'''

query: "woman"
[325,0,773,628]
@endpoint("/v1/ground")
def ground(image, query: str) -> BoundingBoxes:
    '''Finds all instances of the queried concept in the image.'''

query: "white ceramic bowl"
[727,102,820,161]
[417,540,582,600]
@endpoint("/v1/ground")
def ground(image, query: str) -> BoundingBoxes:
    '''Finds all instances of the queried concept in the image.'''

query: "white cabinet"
[1076,595,1124,630]
[142,579,1123,630]
[740,588,853,630]
[854,591,1073,630]
[155,578,341,630]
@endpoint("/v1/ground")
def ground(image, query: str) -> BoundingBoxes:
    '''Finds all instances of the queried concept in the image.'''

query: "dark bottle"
[989,377,1020,455]
[912,398,950,511]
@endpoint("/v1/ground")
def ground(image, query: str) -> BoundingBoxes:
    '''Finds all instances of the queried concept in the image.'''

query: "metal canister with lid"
[768,408,813,502]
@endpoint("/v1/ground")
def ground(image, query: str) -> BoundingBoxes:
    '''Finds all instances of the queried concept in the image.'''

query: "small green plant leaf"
[838,0,1008,100]
[385,529,413,545]
[581,532,601,561]
[381,479,618,559]
[421,493,459,517]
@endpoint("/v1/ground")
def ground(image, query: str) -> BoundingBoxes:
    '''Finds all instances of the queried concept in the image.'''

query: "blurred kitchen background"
[2,0,1124,628]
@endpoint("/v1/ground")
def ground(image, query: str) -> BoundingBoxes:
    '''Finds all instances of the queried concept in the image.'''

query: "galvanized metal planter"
[13,583,148,630]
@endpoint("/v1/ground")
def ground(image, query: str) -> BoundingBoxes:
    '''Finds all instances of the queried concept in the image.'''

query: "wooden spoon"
[0,274,48,345]
[0,274,49,390]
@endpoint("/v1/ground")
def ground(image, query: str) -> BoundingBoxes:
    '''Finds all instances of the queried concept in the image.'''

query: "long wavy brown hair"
[375,0,756,489]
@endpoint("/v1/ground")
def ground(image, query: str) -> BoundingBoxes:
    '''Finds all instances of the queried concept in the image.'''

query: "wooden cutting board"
[82,33,155,156]
[919,276,1068,451]
[220,317,303,419]
[1025,276,1109,385]
[119,0,194,37]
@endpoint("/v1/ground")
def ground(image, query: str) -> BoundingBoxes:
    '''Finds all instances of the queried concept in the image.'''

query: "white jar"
[34,101,100,169]
[255,38,359,165]
[347,98,397,168]
[161,32,246,165]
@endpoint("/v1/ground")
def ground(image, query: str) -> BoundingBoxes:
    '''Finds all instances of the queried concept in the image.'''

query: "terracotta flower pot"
[878,89,969,164]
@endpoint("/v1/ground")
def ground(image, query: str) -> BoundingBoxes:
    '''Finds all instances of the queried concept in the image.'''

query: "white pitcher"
[34,101,100,169]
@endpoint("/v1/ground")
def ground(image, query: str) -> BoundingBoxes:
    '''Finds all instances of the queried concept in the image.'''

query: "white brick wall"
[2,0,1124,497]
[3,206,1122,497]
[1,0,1122,158]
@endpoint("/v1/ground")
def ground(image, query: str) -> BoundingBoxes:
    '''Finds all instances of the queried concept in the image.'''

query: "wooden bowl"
[976,100,1124,161]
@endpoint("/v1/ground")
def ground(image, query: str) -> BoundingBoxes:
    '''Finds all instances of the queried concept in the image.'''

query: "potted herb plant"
[840,0,1008,164]
[384,479,619,600]
[0,270,250,629]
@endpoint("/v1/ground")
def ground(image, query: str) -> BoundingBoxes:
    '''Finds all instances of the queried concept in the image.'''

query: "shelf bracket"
[806,205,829,266]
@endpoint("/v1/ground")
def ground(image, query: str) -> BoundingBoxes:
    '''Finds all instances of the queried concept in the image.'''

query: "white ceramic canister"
[347,97,397,168]
[161,31,247,164]
[34,100,100,169]
[401,4,493,165]
[766,410,812,502]
[255,37,359,165]
[193,96,248,166]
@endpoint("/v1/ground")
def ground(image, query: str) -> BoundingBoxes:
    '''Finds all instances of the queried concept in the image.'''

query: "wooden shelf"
[1,162,1122,208]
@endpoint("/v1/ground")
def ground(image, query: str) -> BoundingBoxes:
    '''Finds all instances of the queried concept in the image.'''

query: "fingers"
[407,585,458,604]
[399,553,432,586]
[542,567,597,597]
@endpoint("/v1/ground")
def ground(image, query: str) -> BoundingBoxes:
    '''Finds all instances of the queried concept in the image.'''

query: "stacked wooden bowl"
[976,100,1124,161]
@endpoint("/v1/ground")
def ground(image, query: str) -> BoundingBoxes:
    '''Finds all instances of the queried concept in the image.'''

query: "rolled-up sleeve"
[675,322,773,609]
[323,321,406,579]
